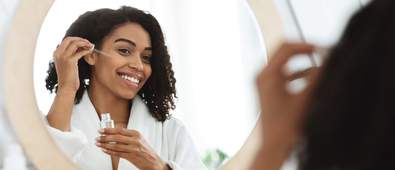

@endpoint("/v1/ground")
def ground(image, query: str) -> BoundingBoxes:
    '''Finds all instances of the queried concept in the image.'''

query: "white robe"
[46,93,207,170]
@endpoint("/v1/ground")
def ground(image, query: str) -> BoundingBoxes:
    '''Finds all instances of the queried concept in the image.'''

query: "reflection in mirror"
[33,0,264,169]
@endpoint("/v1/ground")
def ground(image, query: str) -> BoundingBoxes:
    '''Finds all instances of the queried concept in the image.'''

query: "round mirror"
[33,0,265,169]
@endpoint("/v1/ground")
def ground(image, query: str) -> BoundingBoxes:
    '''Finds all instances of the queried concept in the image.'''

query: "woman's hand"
[46,37,94,131]
[258,42,318,147]
[53,36,94,93]
[251,43,319,170]
[96,128,170,170]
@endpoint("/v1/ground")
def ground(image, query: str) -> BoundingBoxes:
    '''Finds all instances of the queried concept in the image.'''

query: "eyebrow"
[114,38,152,51]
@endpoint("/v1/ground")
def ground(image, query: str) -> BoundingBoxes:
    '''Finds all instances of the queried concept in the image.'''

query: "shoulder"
[162,116,187,132]
[161,116,195,142]
[161,116,200,153]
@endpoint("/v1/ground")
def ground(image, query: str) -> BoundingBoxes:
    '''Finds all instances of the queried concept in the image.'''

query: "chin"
[121,91,138,100]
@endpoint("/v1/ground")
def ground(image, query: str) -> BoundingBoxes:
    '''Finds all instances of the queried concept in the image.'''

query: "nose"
[128,53,144,71]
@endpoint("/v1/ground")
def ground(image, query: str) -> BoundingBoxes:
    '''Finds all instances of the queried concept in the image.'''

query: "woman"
[252,0,395,169]
[45,6,206,170]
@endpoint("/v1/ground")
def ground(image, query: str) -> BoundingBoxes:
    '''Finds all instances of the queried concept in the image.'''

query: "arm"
[46,89,77,131]
[251,141,294,170]
[251,43,318,170]
[46,37,94,131]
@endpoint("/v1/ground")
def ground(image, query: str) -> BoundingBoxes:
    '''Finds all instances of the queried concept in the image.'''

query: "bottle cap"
[101,112,111,121]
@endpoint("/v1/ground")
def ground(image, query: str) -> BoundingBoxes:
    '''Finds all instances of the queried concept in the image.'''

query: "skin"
[47,22,170,170]
[250,43,319,170]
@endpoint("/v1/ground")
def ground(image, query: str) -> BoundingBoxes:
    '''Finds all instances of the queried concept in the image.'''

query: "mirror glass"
[33,0,265,169]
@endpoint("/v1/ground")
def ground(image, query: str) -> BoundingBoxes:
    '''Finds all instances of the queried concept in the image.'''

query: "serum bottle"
[100,112,115,129]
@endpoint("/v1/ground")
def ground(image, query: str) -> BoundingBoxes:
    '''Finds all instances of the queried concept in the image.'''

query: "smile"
[117,72,142,88]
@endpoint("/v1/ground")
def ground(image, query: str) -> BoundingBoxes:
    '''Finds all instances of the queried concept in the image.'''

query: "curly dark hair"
[299,0,395,169]
[45,6,177,122]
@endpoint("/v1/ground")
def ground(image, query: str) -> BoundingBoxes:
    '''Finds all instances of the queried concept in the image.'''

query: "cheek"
[95,59,121,78]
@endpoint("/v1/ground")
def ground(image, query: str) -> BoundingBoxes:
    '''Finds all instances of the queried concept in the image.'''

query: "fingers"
[99,128,142,138]
[73,46,94,59]
[54,37,93,61]
[55,37,80,55]
[98,142,155,161]
[301,67,321,96]
[96,134,139,145]
[96,128,147,155]
[96,135,144,157]
[96,142,139,153]
[56,37,89,55]
[286,67,318,81]
[257,42,315,90]
[64,40,93,59]
[101,148,128,157]
[287,67,320,99]
[266,43,314,73]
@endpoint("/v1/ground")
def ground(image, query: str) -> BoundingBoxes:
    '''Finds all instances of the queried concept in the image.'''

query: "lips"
[120,74,140,84]
[117,71,143,88]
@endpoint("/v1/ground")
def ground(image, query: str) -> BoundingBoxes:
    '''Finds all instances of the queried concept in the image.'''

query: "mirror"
[32,0,265,169]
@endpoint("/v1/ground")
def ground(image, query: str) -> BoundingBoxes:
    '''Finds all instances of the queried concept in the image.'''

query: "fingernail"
[95,142,101,146]
[95,137,100,141]
[98,129,104,133]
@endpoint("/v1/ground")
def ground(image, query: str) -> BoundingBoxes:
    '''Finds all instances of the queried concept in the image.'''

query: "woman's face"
[88,22,152,100]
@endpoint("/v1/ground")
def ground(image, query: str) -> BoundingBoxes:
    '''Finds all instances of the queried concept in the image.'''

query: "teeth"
[120,74,140,84]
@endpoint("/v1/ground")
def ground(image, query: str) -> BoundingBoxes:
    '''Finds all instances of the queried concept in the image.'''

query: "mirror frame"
[2,0,284,169]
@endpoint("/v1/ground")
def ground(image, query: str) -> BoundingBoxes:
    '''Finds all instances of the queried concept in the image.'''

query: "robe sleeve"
[43,116,89,162]
[166,119,207,170]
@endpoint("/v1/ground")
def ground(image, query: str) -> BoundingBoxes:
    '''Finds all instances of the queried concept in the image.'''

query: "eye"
[141,55,152,64]
[118,48,131,56]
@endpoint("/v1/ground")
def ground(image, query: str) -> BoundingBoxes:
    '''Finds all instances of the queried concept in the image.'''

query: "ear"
[83,53,97,65]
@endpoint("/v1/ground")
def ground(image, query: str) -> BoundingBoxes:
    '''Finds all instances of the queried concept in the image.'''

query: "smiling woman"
[35,0,269,165]
[42,6,206,170]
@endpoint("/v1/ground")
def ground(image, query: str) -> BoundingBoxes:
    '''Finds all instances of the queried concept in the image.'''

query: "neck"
[88,78,130,123]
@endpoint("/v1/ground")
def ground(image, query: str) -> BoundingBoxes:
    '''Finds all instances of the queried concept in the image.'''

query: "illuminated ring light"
[2,0,284,169]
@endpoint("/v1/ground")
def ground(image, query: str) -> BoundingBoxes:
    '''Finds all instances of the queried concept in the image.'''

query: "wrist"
[262,131,299,153]
[252,146,290,170]
[262,138,295,156]
[56,87,78,95]
[253,141,294,170]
